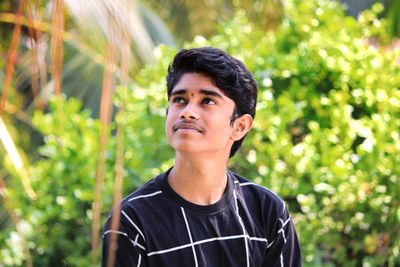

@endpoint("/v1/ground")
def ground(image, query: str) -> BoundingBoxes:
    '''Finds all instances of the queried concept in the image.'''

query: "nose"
[179,103,199,120]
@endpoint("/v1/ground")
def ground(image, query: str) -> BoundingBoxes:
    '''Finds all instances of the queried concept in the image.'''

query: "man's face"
[165,72,237,157]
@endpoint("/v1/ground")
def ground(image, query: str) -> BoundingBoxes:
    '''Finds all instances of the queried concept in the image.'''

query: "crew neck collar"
[156,167,235,215]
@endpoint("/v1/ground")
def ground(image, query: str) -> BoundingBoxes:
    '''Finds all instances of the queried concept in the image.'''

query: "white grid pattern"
[128,190,162,202]
[103,230,146,251]
[233,189,250,267]
[124,188,272,263]
[278,218,291,244]
[122,210,146,241]
[181,207,199,267]
[118,179,292,266]
[146,234,268,256]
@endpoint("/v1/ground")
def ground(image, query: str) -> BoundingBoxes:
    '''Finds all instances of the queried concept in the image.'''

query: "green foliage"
[0,67,176,265]
[116,45,177,184]
[1,0,399,266]
[1,97,104,266]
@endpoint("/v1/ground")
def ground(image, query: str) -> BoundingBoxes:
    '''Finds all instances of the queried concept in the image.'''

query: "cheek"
[165,110,178,143]
[165,116,172,134]
[209,116,234,135]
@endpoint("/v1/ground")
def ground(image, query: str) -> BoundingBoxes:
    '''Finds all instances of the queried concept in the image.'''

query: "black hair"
[166,47,258,158]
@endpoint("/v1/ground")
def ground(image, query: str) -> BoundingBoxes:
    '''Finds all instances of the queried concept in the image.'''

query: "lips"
[173,122,204,133]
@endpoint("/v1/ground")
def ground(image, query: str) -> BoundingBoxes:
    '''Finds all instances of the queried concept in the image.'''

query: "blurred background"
[0,0,399,266]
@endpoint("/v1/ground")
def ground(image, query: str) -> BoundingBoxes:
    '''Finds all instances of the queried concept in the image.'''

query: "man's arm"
[263,206,302,267]
[102,213,147,267]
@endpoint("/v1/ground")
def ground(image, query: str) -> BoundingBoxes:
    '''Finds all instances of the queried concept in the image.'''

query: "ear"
[231,114,253,141]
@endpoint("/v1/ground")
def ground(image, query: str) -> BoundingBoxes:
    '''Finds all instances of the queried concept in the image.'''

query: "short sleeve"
[263,205,302,267]
[102,210,147,267]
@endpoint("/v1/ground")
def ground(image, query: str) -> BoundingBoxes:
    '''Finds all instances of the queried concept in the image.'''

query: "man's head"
[166,47,258,158]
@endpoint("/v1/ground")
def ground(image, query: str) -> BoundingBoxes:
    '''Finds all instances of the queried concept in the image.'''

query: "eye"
[202,97,216,105]
[171,96,186,104]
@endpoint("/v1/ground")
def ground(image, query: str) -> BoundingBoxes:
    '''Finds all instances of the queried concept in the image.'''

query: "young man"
[102,47,301,266]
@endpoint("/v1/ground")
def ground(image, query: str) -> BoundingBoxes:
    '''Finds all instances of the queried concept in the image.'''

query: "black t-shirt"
[102,169,301,267]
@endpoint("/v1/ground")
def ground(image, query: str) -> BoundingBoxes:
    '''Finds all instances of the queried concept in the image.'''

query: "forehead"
[172,73,221,94]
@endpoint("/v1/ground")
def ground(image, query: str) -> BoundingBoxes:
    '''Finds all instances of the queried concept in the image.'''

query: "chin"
[171,143,200,154]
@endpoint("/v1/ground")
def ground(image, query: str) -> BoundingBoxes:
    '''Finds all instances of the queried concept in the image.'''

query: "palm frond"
[0,116,36,199]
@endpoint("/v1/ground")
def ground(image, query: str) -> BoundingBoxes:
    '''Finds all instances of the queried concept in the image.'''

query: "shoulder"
[121,178,162,204]
[118,175,165,218]
[230,171,287,217]
[229,172,296,243]
[104,174,165,233]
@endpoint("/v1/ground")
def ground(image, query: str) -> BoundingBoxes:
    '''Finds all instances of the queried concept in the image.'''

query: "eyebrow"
[170,88,224,99]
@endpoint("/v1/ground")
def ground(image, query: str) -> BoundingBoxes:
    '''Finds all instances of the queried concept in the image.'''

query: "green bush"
[1,98,104,266]
[1,0,399,266]
[0,66,176,266]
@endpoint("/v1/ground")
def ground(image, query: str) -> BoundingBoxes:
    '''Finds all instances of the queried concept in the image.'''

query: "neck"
[168,153,229,205]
